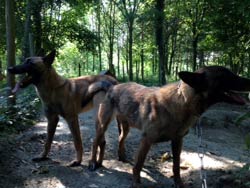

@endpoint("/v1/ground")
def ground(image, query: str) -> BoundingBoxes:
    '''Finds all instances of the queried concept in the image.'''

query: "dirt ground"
[0,103,250,188]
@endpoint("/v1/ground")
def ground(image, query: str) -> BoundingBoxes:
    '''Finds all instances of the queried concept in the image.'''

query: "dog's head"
[178,66,250,107]
[8,50,56,93]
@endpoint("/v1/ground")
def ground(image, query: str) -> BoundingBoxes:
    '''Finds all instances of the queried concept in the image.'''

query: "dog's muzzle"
[8,66,33,93]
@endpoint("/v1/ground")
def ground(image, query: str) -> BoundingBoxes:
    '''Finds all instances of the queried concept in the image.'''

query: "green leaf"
[245,134,250,150]
[235,111,250,126]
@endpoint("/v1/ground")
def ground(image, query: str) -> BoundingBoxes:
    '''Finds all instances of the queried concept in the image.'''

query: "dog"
[88,66,250,187]
[8,50,118,166]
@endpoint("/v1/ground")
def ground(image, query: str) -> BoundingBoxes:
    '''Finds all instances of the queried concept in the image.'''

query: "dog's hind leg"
[65,115,83,167]
[171,138,184,188]
[117,118,130,162]
[132,136,152,188]
[89,98,113,171]
[33,113,59,162]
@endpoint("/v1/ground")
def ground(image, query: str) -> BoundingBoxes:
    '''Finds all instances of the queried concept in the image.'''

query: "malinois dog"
[8,50,118,166]
[89,66,250,187]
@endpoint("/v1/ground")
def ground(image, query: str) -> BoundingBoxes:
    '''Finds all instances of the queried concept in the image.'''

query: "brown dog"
[8,50,118,166]
[89,66,250,187]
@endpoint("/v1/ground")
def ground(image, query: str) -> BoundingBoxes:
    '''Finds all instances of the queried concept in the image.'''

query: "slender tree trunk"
[248,51,250,77]
[122,60,125,81]
[86,52,89,73]
[22,0,31,59]
[135,61,139,81]
[108,1,115,76]
[169,33,177,75]
[92,53,95,72]
[117,46,120,77]
[155,0,166,85]
[128,23,133,81]
[32,0,42,54]
[140,23,145,82]
[78,63,81,77]
[96,0,102,71]
[126,38,129,76]
[5,0,16,106]
[140,48,144,82]
[192,36,198,71]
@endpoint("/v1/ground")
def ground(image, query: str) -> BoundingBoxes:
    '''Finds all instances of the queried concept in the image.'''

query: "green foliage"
[235,112,250,150]
[245,133,250,150]
[1,0,250,85]
[0,87,41,136]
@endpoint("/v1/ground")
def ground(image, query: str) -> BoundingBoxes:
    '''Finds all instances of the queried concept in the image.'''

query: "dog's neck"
[36,67,67,92]
[177,81,205,115]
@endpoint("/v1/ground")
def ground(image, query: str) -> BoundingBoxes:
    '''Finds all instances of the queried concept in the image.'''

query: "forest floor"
[0,103,250,188]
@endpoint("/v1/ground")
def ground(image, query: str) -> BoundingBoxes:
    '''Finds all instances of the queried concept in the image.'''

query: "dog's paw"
[130,182,143,188]
[68,160,81,167]
[32,156,50,162]
[88,161,102,171]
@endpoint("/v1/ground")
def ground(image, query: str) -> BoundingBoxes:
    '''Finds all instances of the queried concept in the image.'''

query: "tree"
[5,0,16,106]
[185,0,207,72]
[155,0,167,85]
[116,0,141,81]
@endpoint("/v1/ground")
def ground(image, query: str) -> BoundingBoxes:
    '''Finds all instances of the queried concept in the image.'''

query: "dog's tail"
[81,80,115,108]
[88,81,114,94]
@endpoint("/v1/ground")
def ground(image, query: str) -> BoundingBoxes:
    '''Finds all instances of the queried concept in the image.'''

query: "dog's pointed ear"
[43,50,56,66]
[178,71,207,91]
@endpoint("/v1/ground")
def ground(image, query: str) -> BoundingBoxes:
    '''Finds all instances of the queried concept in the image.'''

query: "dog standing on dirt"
[8,50,118,166]
[89,66,250,187]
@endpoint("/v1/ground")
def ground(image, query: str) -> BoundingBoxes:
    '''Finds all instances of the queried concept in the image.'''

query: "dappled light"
[1,0,250,188]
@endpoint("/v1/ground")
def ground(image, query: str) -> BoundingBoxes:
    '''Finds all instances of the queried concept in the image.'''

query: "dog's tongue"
[12,81,21,93]
[230,93,247,105]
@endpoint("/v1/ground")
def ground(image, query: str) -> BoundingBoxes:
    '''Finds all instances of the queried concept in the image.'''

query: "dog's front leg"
[33,114,59,162]
[65,115,83,167]
[132,136,152,188]
[171,138,184,188]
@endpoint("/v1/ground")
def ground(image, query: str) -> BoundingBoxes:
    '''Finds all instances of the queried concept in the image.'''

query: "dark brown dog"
[8,50,118,166]
[89,66,250,187]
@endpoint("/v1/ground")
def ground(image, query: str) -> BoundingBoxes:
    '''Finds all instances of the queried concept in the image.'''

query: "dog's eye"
[25,58,31,64]
[25,58,36,66]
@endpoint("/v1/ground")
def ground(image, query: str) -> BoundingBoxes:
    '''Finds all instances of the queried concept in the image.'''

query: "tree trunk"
[126,38,129,77]
[96,0,102,71]
[5,0,16,106]
[155,0,167,85]
[32,0,42,54]
[192,36,198,71]
[140,48,144,82]
[108,1,115,76]
[22,0,31,59]
[140,23,145,82]
[92,53,95,72]
[78,63,81,77]
[117,46,120,77]
[128,23,133,81]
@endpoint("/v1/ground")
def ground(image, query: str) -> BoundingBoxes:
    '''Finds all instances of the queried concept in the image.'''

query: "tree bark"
[96,0,102,71]
[5,0,16,106]
[155,0,167,85]
[128,23,133,81]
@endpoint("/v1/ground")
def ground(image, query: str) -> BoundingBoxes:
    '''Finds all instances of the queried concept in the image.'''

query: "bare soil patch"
[0,103,250,188]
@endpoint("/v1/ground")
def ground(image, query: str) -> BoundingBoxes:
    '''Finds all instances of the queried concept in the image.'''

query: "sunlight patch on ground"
[181,151,245,171]
[24,177,66,188]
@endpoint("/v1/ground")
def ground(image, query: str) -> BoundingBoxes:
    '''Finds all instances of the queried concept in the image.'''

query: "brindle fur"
[89,66,250,187]
[8,50,118,166]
